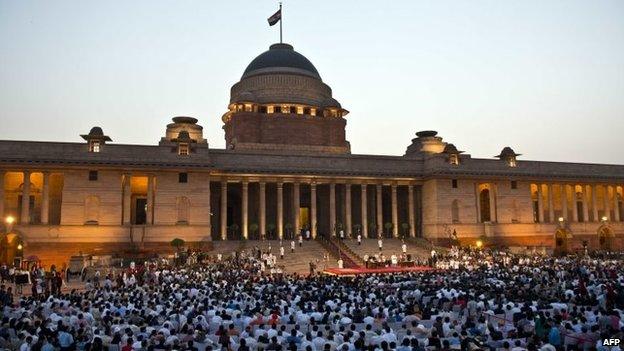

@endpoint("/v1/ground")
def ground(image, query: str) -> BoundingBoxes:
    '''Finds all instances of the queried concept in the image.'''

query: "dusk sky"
[1,0,623,164]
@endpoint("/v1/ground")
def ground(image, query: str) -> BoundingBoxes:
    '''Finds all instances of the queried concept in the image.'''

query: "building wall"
[60,170,122,226]
[153,172,210,226]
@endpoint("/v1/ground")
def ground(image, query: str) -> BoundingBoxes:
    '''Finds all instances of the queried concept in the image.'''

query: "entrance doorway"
[299,207,310,233]
[134,198,147,225]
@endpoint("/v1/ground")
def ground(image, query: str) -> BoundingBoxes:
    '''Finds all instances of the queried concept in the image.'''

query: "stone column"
[582,185,589,222]
[603,185,611,220]
[310,182,317,238]
[391,184,398,237]
[547,184,555,223]
[361,184,368,238]
[41,172,50,225]
[220,181,227,240]
[537,184,544,223]
[0,171,4,219]
[561,184,568,221]
[146,174,154,225]
[293,182,300,235]
[408,185,415,237]
[20,171,31,224]
[345,183,352,237]
[376,184,382,237]
[614,186,621,222]
[571,185,579,222]
[277,182,283,239]
[489,184,497,223]
[242,180,248,239]
[259,182,266,238]
[123,174,132,225]
[592,184,599,222]
[329,182,336,235]
[206,174,211,236]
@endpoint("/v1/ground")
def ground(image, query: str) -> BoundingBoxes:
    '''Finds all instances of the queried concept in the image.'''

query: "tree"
[284,223,293,239]
[170,238,185,252]
[353,224,362,236]
[229,224,239,239]
[368,222,377,237]
[335,222,344,236]
[267,223,276,240]
[249,223,259,239]
[401,223,409,237]
[384,222,393,236]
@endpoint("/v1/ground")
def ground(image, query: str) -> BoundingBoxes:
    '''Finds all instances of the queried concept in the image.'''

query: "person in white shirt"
[357,234,362,245]
[402,242,407,254]
[279,246,285,259]
[298,235,303,247]
[378,238,383,251]
[290,240,295,253]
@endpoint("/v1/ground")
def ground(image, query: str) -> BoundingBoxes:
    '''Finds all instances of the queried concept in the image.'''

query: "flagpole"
[279,2,283,43]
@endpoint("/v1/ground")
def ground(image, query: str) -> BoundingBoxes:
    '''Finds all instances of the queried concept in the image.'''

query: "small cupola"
[443,143,463,165]
[496,146,520,167]
[172,130,195,155]
[81,126,111,153]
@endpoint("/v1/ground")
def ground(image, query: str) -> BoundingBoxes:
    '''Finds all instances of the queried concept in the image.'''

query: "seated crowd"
[0,246,622,351]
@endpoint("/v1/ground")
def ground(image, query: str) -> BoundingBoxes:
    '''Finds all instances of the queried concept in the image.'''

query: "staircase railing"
[330,238,365,266]
[316,236,359,268]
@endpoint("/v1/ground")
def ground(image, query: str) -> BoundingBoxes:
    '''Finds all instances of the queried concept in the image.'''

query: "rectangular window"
[88,170,98,181]
[274,106,282,113]
[259,106,267,113]
[178,143,189,156]
[511,181,518,189]
[89,141,100,153]
[290,106,297,114]
[179,172,188,183]
[303,107,311,115]
[451,179,458,188]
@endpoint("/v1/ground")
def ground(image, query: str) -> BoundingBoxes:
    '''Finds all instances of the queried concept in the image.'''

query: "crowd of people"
[0,245,622,351]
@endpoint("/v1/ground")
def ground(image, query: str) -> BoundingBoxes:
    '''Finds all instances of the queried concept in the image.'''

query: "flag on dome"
[267,8,281,26]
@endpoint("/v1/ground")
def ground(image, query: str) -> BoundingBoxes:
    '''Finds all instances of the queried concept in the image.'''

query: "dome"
[233,91,257,103]
[242,43,321,80]
[89,127,104,136]
[496,146,521,159]
[321,97,341,109]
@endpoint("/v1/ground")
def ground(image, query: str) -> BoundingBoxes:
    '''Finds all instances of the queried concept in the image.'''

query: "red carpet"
[323,265,435,276]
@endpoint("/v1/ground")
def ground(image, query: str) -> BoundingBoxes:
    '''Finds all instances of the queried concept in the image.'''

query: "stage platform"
[322,265,435,276]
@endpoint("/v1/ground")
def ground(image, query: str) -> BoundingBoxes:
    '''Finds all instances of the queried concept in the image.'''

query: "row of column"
[218,180,416,240]
[536,183,622,223]
[0,171,51,225]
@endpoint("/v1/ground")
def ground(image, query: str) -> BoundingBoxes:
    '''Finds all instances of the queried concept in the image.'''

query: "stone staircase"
[342,238,431,262]
[244,240,336,274]
[316,236,359,268]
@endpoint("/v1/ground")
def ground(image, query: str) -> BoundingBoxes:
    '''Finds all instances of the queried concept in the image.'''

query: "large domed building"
[223,43,350,154]
[0,41,622,266]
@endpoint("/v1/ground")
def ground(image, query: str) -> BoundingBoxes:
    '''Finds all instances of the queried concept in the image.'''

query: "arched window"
[479,189,491,222]
[451,200,460,223]
[176,196,190,224]
[84,195,100,224]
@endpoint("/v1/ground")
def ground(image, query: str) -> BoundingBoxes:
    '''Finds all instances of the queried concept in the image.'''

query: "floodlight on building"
[476,240,483,249]
[5,216,14,225]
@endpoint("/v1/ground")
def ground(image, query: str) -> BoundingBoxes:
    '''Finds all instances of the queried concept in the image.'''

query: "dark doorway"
[479,189,491,222]
[135,198,147,225]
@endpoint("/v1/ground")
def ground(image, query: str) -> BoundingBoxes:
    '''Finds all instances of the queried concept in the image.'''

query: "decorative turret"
[496,146,520,167]
[81,126,112,153]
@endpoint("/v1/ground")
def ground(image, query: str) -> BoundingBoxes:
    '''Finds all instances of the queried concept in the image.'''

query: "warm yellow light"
[476,240,483,248]
[17,244,23,250]
[601,216,608,222]
[558,217,564,223]
[5,216,14,225]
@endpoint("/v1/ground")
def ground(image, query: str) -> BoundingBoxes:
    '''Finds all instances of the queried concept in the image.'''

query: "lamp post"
[5,216,14,234]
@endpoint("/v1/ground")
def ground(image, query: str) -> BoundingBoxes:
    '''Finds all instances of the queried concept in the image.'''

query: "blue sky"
[1,0,623,163]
